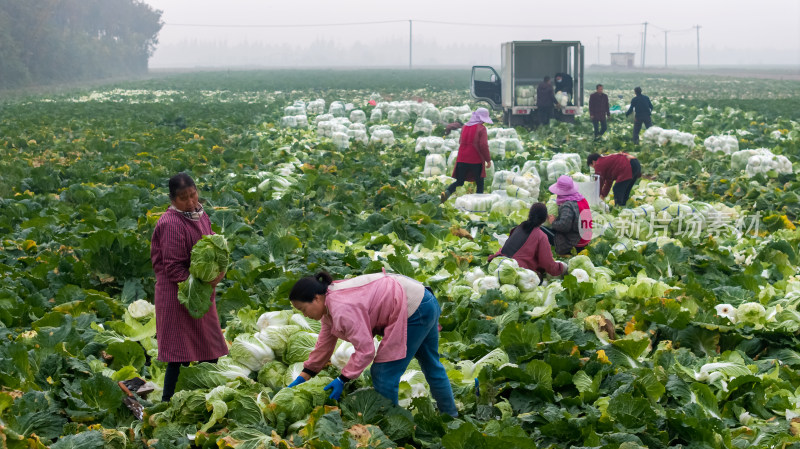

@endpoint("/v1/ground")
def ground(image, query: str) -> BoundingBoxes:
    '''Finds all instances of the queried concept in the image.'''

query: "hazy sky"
[142,0,800,67]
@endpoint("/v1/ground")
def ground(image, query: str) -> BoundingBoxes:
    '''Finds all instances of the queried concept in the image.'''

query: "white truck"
[471,40,584,126]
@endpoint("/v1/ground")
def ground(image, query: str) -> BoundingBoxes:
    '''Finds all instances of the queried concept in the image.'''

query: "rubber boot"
[440,190,452,204]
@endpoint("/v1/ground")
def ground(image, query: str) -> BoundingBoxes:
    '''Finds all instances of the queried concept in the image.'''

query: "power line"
[414,20,643,28]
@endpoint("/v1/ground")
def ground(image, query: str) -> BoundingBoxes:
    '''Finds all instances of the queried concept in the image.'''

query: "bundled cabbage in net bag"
[413,118,434,135]
[423,154,447,177]
[349,109,366,123]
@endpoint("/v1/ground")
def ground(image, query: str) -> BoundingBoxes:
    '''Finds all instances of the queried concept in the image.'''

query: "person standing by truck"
[625,87,653,144]
[537,76,557,126]
[587,152,642,207]
[440,108,492,203]
[589,84,610,140]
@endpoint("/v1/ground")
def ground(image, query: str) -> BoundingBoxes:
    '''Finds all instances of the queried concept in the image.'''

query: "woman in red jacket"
[487,203,567,279]
[440,108,493,203]
[587,152,641,207]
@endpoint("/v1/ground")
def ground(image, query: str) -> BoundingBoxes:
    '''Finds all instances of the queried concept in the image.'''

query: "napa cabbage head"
[500,284,520,301]
[625,272,671,298]
[127,299,155,319]
[473,276,501,294]
[266,375,332,424]
[516,268,540,292]
[284,332,319,364]
[257,361,287,390]
[256,310,294,330]
[255,325,301,358]
[448,284,475,301]
[571,268,591,284]
[735,302,767,329]
[568,255,595,273]
[330,341,356,371]
[189,234,231,282]
[490,257,519,285]
[230,334,276,371]
[464,267,486,285]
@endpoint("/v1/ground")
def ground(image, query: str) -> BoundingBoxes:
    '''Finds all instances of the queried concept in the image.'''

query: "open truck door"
[470,66,502,110]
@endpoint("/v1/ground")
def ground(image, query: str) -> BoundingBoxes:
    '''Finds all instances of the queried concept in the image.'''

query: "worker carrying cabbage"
[488,203,568,278]
[625,86,654,144]
[285,271,458,417]
[541,176,593,255]
[587,152,642,207]
[440,108,493,203]
[554,73,574,105]
[536,76,558,126]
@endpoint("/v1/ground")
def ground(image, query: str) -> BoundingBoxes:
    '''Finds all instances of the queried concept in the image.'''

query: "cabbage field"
[1,69,800,448]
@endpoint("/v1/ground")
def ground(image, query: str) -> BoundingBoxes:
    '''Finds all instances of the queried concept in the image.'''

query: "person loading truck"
[536,76,558,126]
[554,73,574,105]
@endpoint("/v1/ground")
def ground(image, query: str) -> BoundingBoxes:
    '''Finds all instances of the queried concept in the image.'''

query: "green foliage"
[1,70,799,448]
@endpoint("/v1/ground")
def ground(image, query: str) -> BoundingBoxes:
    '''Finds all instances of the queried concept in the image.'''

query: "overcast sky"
[142,0,800,67]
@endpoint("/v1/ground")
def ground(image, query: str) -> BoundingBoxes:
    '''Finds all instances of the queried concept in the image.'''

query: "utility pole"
[409,20,412,69]
[642,22,648,68]
[617,34,621,52]
[597,36,600,64]
[695,24,701,70]
[664,31,668,67]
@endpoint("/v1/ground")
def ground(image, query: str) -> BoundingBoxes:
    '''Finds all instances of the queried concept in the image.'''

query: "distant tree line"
[0,0,162,89]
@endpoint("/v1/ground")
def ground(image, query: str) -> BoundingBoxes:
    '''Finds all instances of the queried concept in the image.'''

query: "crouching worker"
[487,203,567,279]
[286,271,458,417]
[587,152,641,207]
[541,175,593,255]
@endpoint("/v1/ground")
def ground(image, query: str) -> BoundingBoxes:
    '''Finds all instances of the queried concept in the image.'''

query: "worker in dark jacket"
[589,84,610,140]
[625,87,654,144]
[554,73,573,104]
[541,176,593,255]
[587,152,641,207]
[536,76,557,126]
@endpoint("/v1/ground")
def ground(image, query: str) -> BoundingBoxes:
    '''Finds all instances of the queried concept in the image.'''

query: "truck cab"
[471,40,584,127]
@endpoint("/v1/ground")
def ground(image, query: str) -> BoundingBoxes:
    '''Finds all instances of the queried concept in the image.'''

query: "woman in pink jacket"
[286,271,458,417]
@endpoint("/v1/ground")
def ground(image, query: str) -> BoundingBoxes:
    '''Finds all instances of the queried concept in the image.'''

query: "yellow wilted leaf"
[624,318,637,335]
[23,240,37,251]
[596,349,611,364]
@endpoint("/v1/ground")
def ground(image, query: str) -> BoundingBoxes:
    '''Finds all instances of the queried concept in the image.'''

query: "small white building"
[610,52,635,68]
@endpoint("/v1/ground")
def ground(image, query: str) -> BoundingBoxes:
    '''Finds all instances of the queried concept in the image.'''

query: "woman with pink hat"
[440,108,493,203]
[542,175,593,255]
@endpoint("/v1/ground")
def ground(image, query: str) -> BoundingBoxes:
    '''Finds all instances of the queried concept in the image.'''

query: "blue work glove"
[323,378,345,401]
[287,376,306,388]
